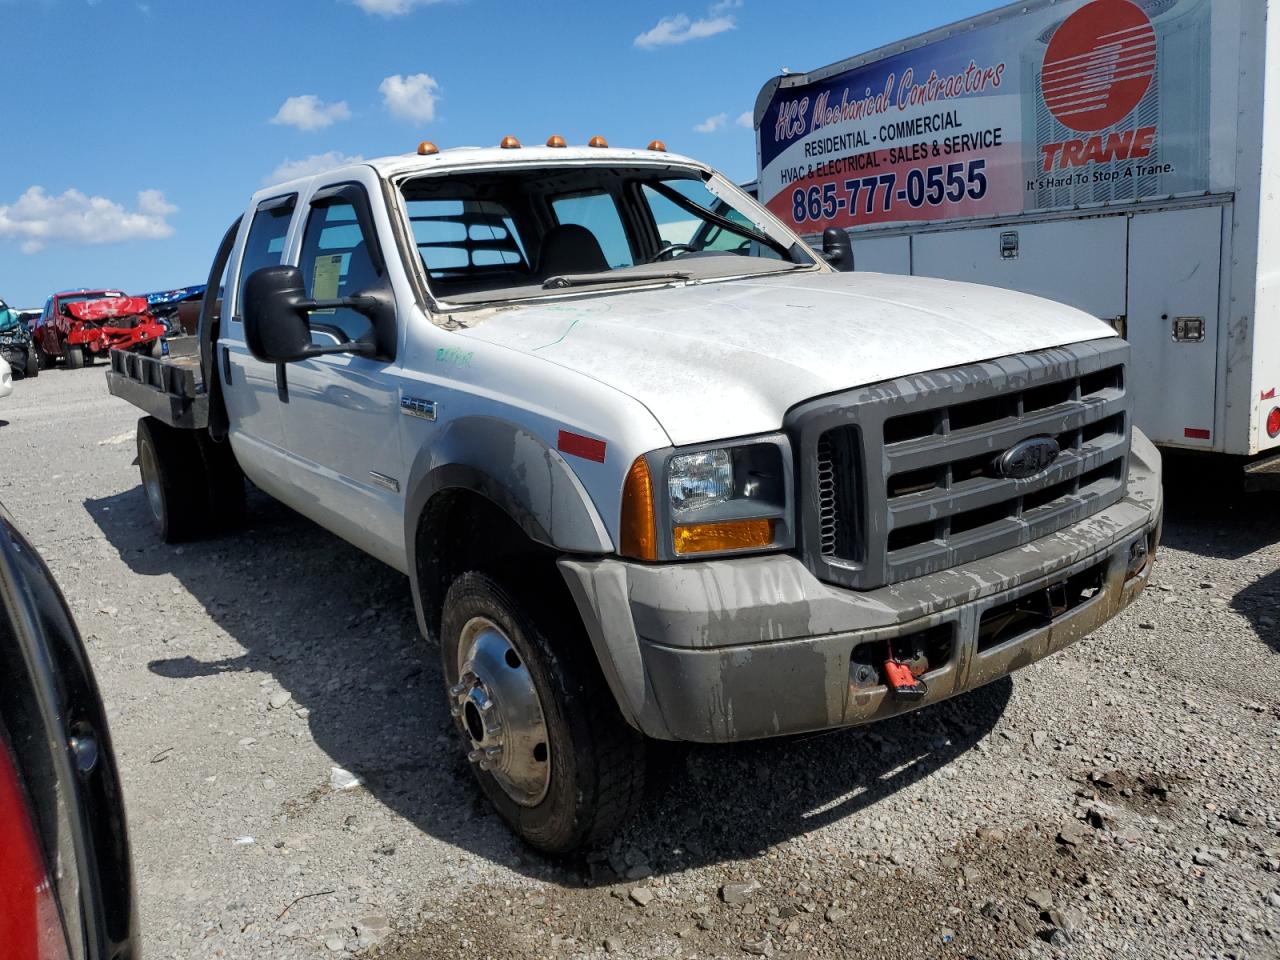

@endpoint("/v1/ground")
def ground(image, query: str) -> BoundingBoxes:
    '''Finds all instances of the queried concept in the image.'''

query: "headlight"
[668,450,732,514]
[619,435,794,560]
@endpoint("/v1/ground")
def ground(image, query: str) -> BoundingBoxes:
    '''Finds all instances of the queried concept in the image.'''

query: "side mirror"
[821,228,854,272]
[243,265,378,363]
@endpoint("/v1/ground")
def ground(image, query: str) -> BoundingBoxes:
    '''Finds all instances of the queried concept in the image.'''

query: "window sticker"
[311,254,343,315]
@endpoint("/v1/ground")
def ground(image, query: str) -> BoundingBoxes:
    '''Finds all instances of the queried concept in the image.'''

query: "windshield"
[398,166,811,305]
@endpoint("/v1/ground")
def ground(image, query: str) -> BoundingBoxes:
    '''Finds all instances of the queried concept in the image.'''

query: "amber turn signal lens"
[620,457,658,561]
[417,141,439,156]
[588,135,609,148]
[673,519,775,556]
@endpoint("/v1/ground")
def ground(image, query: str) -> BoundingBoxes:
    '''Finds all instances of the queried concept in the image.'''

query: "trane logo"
[1042,0,1156,132]
[1039,0,1158,172]
[993,437,1061,481]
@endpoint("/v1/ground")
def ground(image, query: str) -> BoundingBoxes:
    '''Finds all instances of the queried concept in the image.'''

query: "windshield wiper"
[542,271,690,290]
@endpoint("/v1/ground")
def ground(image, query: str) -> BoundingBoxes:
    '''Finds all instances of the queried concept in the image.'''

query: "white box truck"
[753,0,1279,479]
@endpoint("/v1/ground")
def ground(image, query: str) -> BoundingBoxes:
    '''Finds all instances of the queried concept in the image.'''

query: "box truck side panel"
[911,216,1128,323]
[1126,205,1224,449]
[852,235,912,274]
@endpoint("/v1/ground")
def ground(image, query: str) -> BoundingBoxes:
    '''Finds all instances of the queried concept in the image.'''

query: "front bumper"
[68,323,164,353]
[560,431,1162,744]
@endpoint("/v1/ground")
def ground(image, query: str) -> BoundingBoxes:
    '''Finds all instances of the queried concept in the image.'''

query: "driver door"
[275,182,405,567]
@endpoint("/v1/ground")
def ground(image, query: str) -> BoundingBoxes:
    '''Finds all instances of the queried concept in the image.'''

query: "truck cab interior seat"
[536,224,609,278]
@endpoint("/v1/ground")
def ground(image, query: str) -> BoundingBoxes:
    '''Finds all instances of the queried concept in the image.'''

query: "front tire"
[440,572,645,854]
[24,348,37,378]
[136,417,206,543]
[65,344,85,369]
[35,342,54,370]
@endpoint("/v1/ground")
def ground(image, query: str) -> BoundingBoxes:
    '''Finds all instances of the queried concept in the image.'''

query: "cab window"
[550,192,634,268]
[298,201,379,347]
[235,198,295,319]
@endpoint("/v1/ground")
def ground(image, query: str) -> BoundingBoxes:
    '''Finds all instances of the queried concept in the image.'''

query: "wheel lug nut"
[484,745,503,759]
[466,749,483,765]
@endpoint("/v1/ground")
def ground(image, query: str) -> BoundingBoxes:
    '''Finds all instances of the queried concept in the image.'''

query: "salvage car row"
[0,286,205,383]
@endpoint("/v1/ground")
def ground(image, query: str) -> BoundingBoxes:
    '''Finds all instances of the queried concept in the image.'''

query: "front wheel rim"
[452,616,551,807]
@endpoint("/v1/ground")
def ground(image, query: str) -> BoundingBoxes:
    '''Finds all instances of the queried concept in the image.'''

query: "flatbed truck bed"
[105,336,207,430]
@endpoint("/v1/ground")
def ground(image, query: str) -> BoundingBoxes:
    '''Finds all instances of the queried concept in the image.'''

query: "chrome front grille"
[792,340,1131,591]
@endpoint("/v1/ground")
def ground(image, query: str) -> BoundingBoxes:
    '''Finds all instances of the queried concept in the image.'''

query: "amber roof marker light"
[588,135,609,148]
[546,134,567,148]
[647,139,667,152]
[500,135,522,149]
[417,141,439,156]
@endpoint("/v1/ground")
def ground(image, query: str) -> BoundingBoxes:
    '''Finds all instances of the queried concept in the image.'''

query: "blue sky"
[0,0,995,306]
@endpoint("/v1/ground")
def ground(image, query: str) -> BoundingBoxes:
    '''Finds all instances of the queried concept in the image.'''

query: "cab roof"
[261,143,712,195]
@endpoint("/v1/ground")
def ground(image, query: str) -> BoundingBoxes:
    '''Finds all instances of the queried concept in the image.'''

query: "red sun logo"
[1042,0,1157,133]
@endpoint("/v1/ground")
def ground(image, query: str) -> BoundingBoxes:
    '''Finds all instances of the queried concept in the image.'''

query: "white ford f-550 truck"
[107,138,1162,853]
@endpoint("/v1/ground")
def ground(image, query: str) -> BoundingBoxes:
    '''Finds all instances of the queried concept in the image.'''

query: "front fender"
[404,411,612,560]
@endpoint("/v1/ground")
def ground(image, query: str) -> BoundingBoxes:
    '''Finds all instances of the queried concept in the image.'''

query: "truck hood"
[459,270,1117,447]
[66,296,149,323]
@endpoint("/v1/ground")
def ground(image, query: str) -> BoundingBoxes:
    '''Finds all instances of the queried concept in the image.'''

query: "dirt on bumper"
[561,433,1162,744]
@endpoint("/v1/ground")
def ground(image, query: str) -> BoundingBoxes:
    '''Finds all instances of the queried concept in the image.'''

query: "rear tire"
[440,571,646,854]
[65,345,84,370]
[24,349,37,379]
[194,431,246,532]
[136,417,206,543]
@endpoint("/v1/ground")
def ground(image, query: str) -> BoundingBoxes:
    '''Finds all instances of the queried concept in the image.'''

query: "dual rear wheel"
[135,417,246,543]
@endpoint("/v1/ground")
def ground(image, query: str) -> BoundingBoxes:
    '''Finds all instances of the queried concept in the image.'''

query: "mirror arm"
[302,340,377,359]
[300,295,379,314]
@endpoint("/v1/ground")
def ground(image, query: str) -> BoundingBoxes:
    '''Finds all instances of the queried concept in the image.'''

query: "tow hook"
[884,641,928,701]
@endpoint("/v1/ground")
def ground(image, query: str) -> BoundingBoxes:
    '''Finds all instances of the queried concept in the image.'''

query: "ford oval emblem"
[994,436,1060,480]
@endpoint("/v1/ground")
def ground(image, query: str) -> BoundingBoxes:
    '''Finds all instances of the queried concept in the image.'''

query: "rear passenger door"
[221,194,295,476]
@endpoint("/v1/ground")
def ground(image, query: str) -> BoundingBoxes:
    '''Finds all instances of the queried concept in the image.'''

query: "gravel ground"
[1,365,1278,960]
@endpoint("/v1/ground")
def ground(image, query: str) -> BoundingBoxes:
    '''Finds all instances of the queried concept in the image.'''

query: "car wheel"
[149,338,164,359]
[24,348,38,378]
[35,342,54,370]
[135,417,207,543]
[440,572,646,854]
[65,345,85,370]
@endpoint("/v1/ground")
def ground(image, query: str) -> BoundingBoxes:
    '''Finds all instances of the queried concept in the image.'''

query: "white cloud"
[351,0,449,16]
[379,73,441,123]
[0,186,176,254]
[270,94,351,131]
[736,111,754,129]
[634,7,737,48]
[694,112,728,133]
[267,152,366,185]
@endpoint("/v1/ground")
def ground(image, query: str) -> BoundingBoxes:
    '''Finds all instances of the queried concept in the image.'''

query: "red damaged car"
[33,289,166,369]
